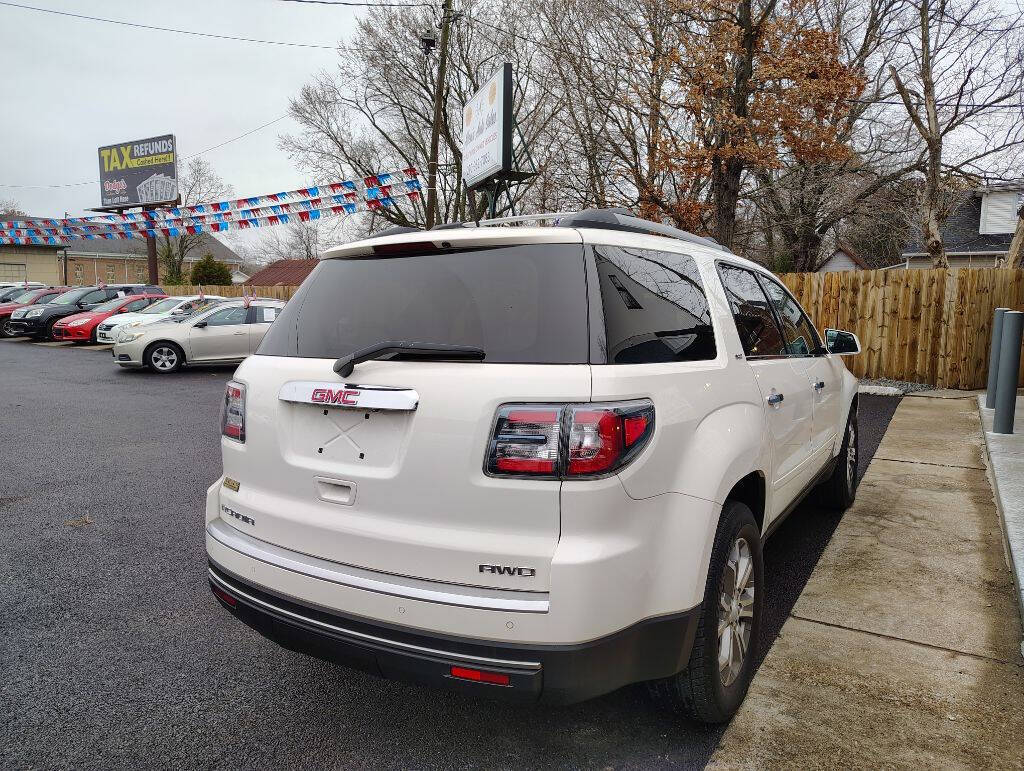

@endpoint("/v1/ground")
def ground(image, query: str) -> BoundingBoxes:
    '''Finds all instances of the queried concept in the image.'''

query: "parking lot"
[1,338,900,769]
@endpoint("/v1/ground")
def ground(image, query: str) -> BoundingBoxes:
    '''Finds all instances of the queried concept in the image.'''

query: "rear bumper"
[208,560,699,704]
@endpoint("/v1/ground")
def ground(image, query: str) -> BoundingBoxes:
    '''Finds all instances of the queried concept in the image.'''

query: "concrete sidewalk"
[979,394,1024,655]
[710,396,1024,768]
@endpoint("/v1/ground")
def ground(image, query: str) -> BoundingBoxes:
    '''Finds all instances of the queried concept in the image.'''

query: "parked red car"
[0,286,69,338]
[51,293,167,343]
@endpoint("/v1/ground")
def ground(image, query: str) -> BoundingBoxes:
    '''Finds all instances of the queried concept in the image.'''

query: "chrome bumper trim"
[206,518,550,614]
[208,567,542,671]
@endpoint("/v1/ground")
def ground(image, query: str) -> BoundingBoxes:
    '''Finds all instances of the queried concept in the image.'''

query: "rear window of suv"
[594,246,716,364]
[257,244,590,364]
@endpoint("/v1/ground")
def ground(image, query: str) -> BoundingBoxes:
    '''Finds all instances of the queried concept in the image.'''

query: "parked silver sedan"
[111,298,286,373]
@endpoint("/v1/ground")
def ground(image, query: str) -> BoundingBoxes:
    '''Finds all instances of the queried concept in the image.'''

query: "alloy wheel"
[718,536,755,687]
[151,346,178,371]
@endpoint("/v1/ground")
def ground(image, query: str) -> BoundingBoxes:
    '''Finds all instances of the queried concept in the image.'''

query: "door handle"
[814,380,825,391]
[767,391,784,406]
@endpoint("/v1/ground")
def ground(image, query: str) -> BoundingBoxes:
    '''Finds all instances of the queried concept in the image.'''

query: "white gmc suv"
[205,209,861,723]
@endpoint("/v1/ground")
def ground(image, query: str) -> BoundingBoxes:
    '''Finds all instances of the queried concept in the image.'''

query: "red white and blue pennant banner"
[0,168,420,230]
[4,181,422,239]
[1,189,422,245]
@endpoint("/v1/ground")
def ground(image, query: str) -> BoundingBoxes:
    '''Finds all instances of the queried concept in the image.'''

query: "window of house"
[74,264,84,284]
[594,246,716,364]
[136,265,146,281]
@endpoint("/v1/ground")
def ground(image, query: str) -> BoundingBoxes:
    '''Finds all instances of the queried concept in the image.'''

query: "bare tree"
[0,198,26,218]
[254,218,346,262]
[160,158,232,282]
[889,0,1024,267]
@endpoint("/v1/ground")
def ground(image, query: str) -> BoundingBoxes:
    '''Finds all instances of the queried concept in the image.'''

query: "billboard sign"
[97,134,178,209]
[461,64,513,189]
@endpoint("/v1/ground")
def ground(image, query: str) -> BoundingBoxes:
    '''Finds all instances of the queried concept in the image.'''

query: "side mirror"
[194,321,208,329]
[824,328,861,356]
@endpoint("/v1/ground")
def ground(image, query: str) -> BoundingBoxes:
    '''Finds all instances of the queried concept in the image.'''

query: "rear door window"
[593,246,716,364]
[257,244,589,363]
[718,264,788,358]
[758,276,821,355]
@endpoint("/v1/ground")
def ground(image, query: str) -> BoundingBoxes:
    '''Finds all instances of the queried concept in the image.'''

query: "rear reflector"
[211,585,236,606]
[449,666,511,686]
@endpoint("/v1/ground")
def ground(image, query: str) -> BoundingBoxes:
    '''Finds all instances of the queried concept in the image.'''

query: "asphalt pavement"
[0,340,901,770]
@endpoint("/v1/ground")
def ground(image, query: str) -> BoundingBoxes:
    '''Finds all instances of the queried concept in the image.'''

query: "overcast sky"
[0,0,367,223]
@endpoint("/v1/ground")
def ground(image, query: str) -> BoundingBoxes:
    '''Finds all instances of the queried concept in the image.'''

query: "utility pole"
[144,206,158,284]
[424,0,454,229]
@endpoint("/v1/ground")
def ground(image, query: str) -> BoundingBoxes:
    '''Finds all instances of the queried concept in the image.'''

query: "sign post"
[96,134,179,283]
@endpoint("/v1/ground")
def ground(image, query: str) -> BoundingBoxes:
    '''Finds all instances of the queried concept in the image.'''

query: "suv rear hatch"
[222,231,590,592]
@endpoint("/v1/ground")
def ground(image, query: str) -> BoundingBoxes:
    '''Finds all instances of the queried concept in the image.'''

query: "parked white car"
[95,295,225,343]
[203,210,861,722]
[111,298,284,372]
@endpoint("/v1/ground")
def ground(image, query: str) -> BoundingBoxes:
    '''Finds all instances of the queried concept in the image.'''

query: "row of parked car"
[0,282,285,374]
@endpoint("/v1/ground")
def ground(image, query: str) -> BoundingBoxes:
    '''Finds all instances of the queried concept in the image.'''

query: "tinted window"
[204,307,248,326]
[594,247,716,364]
[51,288,93,305]
[257,245,589,364]
[759,277,820,355]
[80,290,109,305]
[718,264,788,357]
[252,305,279,323]
[123,298,152,312]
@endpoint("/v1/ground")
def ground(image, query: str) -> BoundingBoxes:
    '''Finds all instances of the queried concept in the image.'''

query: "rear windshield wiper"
[334,341,485,377]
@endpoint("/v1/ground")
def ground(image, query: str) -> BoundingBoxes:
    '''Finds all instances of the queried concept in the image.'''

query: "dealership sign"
[97,134,178,209]
[461,64,513,189]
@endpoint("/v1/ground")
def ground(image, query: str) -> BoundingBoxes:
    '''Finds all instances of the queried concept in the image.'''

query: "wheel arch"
[144,339,186,366]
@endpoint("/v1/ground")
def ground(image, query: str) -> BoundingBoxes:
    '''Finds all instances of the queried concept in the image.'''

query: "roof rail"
[377,208,730,253]
[554,208,729,252]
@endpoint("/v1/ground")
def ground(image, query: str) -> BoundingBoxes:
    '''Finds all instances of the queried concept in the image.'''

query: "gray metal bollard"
[985,307,1010,409]
[993,311,1023,434]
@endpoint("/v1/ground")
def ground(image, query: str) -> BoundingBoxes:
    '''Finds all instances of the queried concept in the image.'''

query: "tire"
[649,500,763,724]
[816,407,859,509]
[145,341,184,374]
[43,318,58,341]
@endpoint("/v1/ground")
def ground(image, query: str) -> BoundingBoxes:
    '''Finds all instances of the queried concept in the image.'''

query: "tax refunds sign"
[97,134,178,209]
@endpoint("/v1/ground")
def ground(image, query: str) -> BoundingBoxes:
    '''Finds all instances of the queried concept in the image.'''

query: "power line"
[0,1,345,49]
[0,115,290,189]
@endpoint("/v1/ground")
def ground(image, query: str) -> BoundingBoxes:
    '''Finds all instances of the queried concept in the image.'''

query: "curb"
[977,395,1024,659]
[857,385,903,396]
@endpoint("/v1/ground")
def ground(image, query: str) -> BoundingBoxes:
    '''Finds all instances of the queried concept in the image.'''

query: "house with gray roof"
[900,182,1022,268]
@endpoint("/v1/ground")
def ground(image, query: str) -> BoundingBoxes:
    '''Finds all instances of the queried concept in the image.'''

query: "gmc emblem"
[479,564,536,577]
[311,388,360,405]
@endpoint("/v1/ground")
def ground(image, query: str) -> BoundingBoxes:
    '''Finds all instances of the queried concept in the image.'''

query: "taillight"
[221,380,246,443]
[486,406,562,477]
[486,400,653,479]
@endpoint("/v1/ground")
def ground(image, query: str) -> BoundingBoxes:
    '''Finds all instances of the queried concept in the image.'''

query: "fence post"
[993,311,1023,434]
[985,307,1010,409]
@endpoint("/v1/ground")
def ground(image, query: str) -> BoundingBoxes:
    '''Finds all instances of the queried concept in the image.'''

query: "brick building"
[0,232,243,287]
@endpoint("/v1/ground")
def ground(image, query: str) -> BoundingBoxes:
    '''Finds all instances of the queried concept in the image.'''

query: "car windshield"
[10,291,39,304]
[257,244,589,363]
[50,289,91,305]
[140,298,181,314]
[92,297,129,313]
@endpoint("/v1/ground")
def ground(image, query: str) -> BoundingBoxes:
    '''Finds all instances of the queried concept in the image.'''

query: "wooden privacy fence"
[168,270,1024,389]
[161,285,299,301]
[777,268,1024,389]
